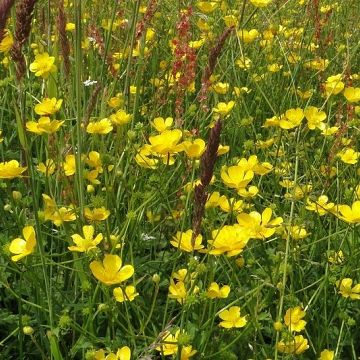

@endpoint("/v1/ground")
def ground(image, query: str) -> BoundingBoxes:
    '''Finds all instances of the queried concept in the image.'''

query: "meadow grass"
[0,0,360,359]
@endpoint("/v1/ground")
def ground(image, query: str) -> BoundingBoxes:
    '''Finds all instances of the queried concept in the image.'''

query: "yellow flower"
[196,1,218,13]
[107,94,124,108]
[26,117,64,135]
[221,165,254,192]
[304,106,327,130]
[238,29,259,43]
[277,335,309,354]
[168,280,187,304]
[337,148,359,164]
[324,74,344,96]
[170,229,204,252]
[279,108,304,129]
[84,207,110,222]
[208,225,250,257]
[113,285,139,302]
[151,117,173,132]
[110,110,132,126]
[284,306,307,332]
[84,169,100,185]
[86,118,113,134]
[0,160,27,179]
[37,159,56,176]
[49,207,77,227]
[343,87,360,103]
[65,22,75,31]
[0,30,13,53]
[68,225,103,252]
[34,98,63,115]
[149,129,182,155]
[9,226,36,262]
[282,225,309,240]
[135,145,159,169]
[306,195,335,215]
[319,349,334,360]
[156,331,179,356]
[212,101,235,117]
[102,346,131,360]
[337,201,360,223]
[180,346,197,360]
[205,191,221,208]
[29,52,57,78]
[218,306,247,329]
[336,278,360,300]
[237,185,259,198]
[180,139,206,158]
[236,155,271,174]
[218,196,244,213]
[90,254,134,286]
[211,82,229,94]
[206,282,230,299]
[237,208,283,239]
[249,0,272,7]
[328,250,344,265]
[63,154,76,176]
[85,151,103,173]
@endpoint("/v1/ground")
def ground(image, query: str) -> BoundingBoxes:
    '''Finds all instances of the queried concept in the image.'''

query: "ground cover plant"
[0,0,359,358]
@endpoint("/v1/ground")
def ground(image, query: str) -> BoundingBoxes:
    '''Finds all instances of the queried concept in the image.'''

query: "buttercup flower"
[170,229,204,252]
[156,331,179,356]
[319,349,334,360]
[0,30,13,53]
[208,225,250,257]
[249,0,272,7]
[279,108,304,129]
[180,139,206,158]
[284,306,307,332]
[84,207,110,221]
[277,335,309,354]
[337,148,359,165]
[343,87,360,103]
[0,160,27,179]
[236,207,283,239]
[151,117,173,132]
[34,98,63,116]
[206,282,230,299]
[212,101,235,117]
[324,74,344,96]
[68,225,103,252]
[113,285,139,302]
[337,201,360,223]
[304,106,327,130]
[9,226,36,262]
[110,110,132,126]
[221,165,254,192]
[90,254,134,285]
[218,306,247,328]
[149,129,182,155]
[336,278,360,300]
[37,159,56,175]
[306,195,335,216]
[63,155,76,176]
[86,118,113,134]
[97,346,131,360]
[29,52,57,78]
[26,117,64,135]
[168,280,187,304]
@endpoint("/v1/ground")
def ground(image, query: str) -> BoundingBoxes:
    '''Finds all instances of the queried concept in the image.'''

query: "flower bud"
[12,191,22,201]
[23,326,34,335]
